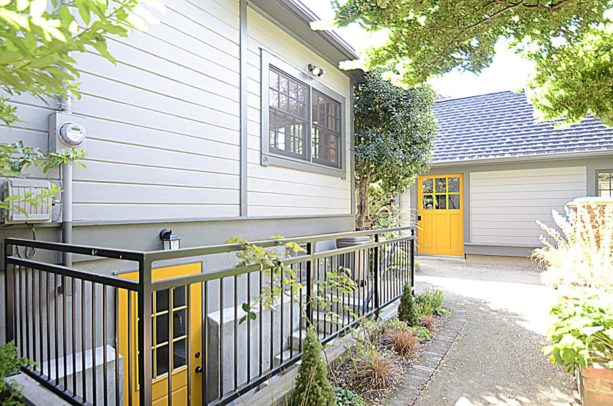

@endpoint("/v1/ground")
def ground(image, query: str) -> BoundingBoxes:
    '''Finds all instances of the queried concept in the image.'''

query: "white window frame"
[596,169,613,197]
[260,49,346,178]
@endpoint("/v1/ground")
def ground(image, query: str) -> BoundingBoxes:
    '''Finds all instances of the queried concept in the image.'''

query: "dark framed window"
[312,90,341,167]
[261,50,345,177]
[268,68,308,159]
[597,170,613,197]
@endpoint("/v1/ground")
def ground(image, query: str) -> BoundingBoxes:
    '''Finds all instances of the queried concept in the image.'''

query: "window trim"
[260,49,346,178]
[596,169,613,197]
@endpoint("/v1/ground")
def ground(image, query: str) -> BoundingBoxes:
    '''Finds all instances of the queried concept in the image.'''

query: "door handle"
[417,215,422,221]
[195,366,203,374]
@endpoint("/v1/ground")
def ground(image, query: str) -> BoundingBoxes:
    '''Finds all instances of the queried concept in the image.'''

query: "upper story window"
[261,50,345,177]
[597,170,613,197]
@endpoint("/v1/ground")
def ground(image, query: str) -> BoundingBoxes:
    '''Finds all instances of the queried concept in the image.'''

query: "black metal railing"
[4,226,415,406]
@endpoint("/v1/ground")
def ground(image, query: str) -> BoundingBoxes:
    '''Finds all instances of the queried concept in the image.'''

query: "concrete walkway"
[412,257,580,406]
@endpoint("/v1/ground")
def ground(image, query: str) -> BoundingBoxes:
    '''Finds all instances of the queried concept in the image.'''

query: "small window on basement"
[597,170,613,197]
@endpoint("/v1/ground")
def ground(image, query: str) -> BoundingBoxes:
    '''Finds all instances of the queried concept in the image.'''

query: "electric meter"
[49,112,87,153]
[59,122,87,146]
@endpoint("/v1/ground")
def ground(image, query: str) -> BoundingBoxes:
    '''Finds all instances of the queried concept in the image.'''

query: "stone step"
[316,293,370,314]
[287,329,327,351]
[273,348,302,367]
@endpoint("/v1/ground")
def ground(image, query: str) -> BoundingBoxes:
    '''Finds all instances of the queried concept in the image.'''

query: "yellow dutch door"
[118,263,203,406]
[417,174,464,256]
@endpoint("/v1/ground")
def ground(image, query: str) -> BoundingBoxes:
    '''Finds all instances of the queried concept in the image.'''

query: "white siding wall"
[245,9,352,217]
[470,167,587,246]
[0,0,353,222]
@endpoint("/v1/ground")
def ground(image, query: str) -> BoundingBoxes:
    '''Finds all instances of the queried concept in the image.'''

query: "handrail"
[5,238,145,261]
[150,234,415,291]
[144,226,415,262]
[4,225,416,406]
[5,256,140,291]
[5,227,415,263]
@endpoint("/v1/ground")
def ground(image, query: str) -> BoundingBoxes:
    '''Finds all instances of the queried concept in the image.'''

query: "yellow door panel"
[118,263,203,406]
[418,174,464,256]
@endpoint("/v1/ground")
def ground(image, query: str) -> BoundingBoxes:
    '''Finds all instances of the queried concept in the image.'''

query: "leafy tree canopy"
[0,0,163,125]
[353,73,436,229]
[333,0,613,125]
[526,25,613,125]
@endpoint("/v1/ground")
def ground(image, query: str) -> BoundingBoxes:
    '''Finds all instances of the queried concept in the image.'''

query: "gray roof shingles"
[433,91,613,163]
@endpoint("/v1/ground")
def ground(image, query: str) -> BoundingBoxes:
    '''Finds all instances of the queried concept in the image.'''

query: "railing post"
[410,228,415,295]
[305,241,314,328]
[373,233,380,316]
[138,255,153,406]
[4,240,15,343]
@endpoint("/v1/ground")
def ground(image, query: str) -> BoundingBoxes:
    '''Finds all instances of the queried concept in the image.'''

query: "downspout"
[239,0,248,216]
[59,30,73,266]
[60,95,73,267]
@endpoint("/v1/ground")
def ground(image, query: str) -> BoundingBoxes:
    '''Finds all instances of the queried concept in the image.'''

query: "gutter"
[432,149,613,167]
[248,0,363,81]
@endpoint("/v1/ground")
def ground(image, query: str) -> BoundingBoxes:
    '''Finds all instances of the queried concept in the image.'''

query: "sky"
[307,0,535,99]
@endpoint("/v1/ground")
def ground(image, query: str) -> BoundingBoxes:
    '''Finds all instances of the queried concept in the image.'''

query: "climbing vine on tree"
[353,73,437,230]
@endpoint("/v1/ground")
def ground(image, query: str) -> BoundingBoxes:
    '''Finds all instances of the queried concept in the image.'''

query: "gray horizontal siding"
[1,0,243,222]
[470,166,587,246]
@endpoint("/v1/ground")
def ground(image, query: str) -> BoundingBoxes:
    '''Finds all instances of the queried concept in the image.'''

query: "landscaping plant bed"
[321,286,449,405]
[331,312,449,405]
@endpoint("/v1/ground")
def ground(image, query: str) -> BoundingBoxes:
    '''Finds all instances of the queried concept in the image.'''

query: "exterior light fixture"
[307,64,325,78]
[159,229,181,250]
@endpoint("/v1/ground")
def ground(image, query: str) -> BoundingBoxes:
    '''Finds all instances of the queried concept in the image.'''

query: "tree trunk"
[356,175,370,230]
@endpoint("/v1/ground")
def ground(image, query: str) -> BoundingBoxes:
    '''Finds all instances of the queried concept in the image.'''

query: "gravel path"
[411,258,580,406]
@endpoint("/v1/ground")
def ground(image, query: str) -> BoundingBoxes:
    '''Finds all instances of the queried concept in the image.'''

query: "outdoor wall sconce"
[159,228,181,250]
[307,64,325,78]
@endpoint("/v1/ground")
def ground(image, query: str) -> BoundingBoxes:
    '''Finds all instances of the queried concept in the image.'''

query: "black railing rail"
[4,226,416,406]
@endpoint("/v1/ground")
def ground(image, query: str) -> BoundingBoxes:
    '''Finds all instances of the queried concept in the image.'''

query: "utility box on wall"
[2,179,53,224]
[48,112,87,154]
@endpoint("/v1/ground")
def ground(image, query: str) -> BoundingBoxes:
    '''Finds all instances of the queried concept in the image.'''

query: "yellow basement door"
[118,263,203,406]
[417,174,464,256]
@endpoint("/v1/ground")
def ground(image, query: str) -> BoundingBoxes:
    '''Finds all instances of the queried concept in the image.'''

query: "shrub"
[335,387,365,406]
[356,353,396,389]
[415,299,434,316]
[420,315,437,330]
[390,330,417,357]
[532,205,612,291]
[544,293,613,373]
[288,327,335,406]
[409,326,432,342]
[415,288,444,316]
[0,342,29,406]
[398,283,419,326]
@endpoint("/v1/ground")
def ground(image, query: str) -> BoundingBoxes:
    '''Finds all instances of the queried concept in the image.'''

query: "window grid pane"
[597,171,613,197]
[269,67,308,159]
[311,89,341,167]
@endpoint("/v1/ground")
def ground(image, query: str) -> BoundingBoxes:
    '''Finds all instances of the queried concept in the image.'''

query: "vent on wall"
[2,179,53,224]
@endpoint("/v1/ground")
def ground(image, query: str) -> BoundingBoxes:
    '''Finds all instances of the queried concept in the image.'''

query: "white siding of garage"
[469,167,587,246]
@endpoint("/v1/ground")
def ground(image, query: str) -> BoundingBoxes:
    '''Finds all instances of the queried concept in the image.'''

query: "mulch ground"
[329,313,450,405]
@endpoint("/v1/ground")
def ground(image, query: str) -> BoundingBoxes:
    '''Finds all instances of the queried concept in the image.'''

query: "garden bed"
[323,287,451,406]
[331,312,449,405]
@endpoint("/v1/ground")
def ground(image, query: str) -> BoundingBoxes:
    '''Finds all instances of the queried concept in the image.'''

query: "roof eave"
[249,0,363,81]
[431,149,613,167]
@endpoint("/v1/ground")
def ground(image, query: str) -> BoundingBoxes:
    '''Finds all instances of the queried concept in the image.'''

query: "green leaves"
[354,73,436,228]
[0,0,165,126]
[334,0,613,126]
[0,142,85,213]
[545,293,613,373]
